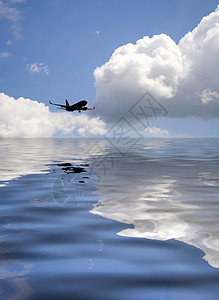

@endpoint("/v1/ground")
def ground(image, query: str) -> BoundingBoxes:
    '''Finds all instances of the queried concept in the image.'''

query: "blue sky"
[0,0,219,137]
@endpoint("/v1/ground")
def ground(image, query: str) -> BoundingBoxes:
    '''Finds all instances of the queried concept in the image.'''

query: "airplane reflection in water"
[90,139,219,268]
[0,139,93,187]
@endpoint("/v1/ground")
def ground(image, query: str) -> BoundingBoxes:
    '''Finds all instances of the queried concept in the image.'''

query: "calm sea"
[0,138,219,300]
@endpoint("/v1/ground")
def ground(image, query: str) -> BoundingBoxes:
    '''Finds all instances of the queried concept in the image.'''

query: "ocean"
[0,138,219,300]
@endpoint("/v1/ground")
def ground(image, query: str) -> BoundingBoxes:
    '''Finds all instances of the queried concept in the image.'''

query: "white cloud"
[8,0,27,3]
[95,30,100,36]
[6,39,12,45]
[0,51,10,58]
[0,0,23,38]
[199,89,219,104]
[144,126,169,137]
[27,62,49,75]
[90,30,102,41]
[93,5,219,123]
[0,93,106,137]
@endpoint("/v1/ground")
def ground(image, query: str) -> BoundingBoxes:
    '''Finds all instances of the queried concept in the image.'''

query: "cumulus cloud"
[93,5,219,123]
[144,126,169,137]
[0,93,106,137]
[27,62,49,75]
[199,89,219,104]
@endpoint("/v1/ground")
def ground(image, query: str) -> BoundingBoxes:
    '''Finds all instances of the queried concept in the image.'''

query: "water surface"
[0,138,219,300]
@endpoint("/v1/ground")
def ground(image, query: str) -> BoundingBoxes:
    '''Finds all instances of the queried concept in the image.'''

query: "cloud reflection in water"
[90,139,219,268]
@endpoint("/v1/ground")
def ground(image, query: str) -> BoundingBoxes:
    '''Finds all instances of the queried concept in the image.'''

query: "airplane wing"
[49,101,66,108]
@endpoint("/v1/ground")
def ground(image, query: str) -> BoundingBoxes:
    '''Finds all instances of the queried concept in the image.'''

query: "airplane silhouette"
[49,99,95,113]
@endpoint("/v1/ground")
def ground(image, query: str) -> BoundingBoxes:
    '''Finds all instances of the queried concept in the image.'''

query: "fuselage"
[67,100,87,111]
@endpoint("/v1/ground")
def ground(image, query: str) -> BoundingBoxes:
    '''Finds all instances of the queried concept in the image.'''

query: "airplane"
[49,99,95,113]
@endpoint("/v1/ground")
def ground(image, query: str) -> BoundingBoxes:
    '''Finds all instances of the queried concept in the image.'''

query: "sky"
[0,0,219,137]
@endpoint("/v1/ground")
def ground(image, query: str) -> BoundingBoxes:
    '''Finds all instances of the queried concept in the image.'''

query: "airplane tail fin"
[66,99,70,106]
